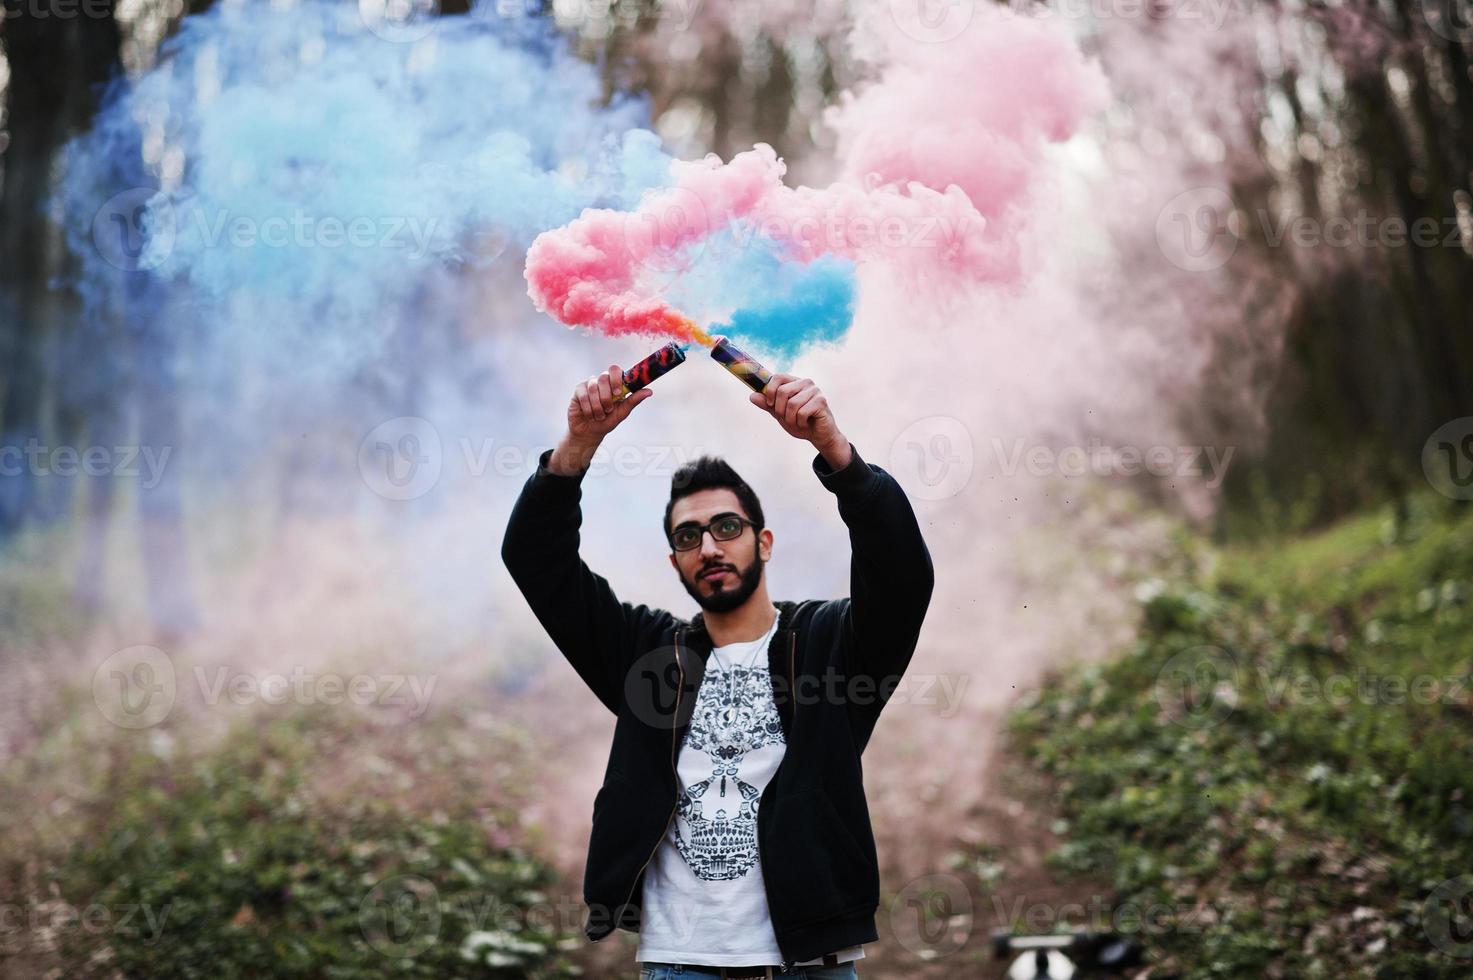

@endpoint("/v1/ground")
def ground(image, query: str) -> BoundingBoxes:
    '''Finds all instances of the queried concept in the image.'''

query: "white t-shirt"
[636,606,865,967]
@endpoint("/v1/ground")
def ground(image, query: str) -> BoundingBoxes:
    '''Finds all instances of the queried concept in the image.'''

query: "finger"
[617,387,652,416]
[749,391,770,410]
[605,364,624,409]
[773,377,807,418]
[785,387,818,428]
[772,378,798,415]
[586,377,606,422]
[595,370,615,416]
[763,373,795,405]
[795,397,824,429]
[783,388,815,429]
[575,380,595,422]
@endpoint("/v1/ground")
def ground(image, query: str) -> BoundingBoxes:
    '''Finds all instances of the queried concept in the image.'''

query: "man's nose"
[699,532,724,558]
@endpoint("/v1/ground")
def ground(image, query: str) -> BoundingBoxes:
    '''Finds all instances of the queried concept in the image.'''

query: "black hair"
[664,455,765,540]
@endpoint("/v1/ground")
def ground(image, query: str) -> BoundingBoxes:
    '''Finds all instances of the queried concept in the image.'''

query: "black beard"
[680,553,765,613]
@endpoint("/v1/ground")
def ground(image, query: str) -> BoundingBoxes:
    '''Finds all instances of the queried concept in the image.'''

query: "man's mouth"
[700,567,733,582]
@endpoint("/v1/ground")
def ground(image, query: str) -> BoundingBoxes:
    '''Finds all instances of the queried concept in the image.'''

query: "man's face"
[667,488,773,613]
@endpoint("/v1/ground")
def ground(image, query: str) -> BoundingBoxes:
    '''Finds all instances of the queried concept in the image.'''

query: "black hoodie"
[500,441,935,968]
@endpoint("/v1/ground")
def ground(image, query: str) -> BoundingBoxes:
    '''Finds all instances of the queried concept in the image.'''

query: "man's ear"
[758,527,774,561]
[668,552,678,570]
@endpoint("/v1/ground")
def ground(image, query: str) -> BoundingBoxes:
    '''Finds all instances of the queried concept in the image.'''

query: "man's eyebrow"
[672,511,741,530]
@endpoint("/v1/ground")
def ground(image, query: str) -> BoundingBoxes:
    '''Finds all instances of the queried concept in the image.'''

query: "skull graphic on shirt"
[672,660,785,881]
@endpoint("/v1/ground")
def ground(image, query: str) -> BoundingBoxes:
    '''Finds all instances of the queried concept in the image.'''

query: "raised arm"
[812,443,934,709]
[748,374,935,737]
[500,364,675,714]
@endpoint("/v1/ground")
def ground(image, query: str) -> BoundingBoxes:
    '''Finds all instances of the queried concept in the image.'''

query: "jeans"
[638,964,859,980]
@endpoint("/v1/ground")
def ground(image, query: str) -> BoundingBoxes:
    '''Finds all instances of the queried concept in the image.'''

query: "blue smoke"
[718,252,855,360]
[56,0,855,377]
[58,1,668,372]
[664,228,857,364]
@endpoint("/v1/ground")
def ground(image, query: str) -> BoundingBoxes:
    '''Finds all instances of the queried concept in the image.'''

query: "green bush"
[39,710,571,979]
[1009,495,1473,978]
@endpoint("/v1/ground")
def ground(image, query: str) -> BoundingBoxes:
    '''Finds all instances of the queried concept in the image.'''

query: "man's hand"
[749,373,852,469]
[548,364,652,476]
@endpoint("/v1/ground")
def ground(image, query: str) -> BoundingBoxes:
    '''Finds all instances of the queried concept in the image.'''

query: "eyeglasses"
[668,513,758,552]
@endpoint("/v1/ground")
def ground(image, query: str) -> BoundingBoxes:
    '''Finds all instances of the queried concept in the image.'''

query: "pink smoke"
[523,5,1109,339]
[829,6,1109,246]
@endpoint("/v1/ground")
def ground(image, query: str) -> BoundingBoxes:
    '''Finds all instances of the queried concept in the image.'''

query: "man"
[501,361,934,979]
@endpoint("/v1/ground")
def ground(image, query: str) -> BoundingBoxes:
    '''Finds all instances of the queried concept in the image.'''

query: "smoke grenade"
[611,342,689,402]
[708,336,775,394]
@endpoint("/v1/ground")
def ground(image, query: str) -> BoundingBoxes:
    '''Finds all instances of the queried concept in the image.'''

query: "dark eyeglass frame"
[668,512,759,552]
